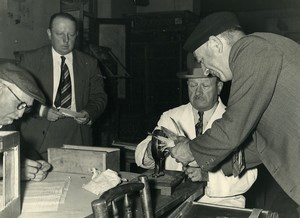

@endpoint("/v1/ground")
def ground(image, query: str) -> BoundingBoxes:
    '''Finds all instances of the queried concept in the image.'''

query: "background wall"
[136,0,195,13]
[0,0,60,59]
[95,0,300,43]
[96,0,199,17]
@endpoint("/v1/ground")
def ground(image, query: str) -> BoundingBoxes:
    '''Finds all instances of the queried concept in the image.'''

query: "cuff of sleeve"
[40,105,49,118]
[201,170,209,181]
[220,159,234,176]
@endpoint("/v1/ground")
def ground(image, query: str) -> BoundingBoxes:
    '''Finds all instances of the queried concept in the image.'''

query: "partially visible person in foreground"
[0,62,51,181]
[169,11,300,216]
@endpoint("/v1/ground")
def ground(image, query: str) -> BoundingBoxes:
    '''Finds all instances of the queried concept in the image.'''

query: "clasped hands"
[152,134,205,182]
[155,134,194,166]
[21,158,52,182]
[46,107,90,124]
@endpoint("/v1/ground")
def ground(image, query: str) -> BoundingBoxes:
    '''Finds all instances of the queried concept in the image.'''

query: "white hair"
[219,27,245,46]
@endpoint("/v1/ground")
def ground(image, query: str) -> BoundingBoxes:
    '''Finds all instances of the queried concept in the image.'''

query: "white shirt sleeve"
[135,107,185,171]
[206,168,258,197]
[135,136,154,169]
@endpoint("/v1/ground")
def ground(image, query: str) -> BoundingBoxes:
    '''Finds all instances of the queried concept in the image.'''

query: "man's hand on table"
[21,158,52,182]
[168,136,194,166]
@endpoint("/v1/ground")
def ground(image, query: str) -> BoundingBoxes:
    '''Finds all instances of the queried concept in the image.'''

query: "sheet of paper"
[59,108,82,118]
[21,177,71,213]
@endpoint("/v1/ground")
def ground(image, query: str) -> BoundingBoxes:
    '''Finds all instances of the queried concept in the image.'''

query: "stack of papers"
[21,177,71,212]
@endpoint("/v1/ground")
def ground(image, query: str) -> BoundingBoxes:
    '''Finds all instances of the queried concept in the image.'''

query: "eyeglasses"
[4,84,32,113]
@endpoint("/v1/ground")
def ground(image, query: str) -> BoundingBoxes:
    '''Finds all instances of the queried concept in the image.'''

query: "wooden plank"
[63,144,119,152]
[0,131,20,152]
[145,170,186,196]
[0,131,20,217]
[170,202,279,218]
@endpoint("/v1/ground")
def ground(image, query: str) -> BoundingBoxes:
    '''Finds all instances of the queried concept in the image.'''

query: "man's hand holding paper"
[45,107,65,121]
[59,108,91,125]
[73,110,91,125]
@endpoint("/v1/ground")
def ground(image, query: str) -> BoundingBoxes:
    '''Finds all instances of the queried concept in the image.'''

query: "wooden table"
[147,179,204,217]
[19,171,204,218]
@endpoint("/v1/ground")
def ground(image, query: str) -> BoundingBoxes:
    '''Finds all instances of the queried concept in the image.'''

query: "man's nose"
[195,85,204,95]
[200,63,210,76]
[63,35,69,43]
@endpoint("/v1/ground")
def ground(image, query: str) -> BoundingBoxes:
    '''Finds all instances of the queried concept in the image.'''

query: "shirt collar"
[52,48,73,62]
[192,99,219,123]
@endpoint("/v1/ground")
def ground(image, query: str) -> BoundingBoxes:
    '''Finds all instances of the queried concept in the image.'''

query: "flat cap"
[177,53,214,79]
[0,62,46,104]
[183,11,240,52]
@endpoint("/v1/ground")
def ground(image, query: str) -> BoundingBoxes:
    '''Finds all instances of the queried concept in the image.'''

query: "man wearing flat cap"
[135,53,257,207]
[0,62,51,181]
[169,11,300,215]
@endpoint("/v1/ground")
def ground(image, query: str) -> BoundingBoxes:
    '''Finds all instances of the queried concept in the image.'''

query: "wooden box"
[48,145,120,174]
[0,131,20,218]
[168,201,279,218]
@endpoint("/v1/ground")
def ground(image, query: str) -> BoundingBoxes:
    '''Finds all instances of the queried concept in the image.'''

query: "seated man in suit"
[135,53,257,207]
[0,62,51,181]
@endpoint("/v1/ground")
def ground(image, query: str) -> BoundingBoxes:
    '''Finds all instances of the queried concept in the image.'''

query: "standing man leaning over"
[19,12,107,160]
[135,53,257,207]
[169,12,300,215]
[0,62,51,181]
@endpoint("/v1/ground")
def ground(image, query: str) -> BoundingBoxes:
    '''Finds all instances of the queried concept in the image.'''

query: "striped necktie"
[232,149,245,177]
[195,111,204,136]
[54,56,72,108]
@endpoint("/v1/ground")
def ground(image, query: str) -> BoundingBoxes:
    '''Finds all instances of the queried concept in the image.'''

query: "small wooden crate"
[48,145,120,174]
[0,131,20,218]
[168,201,279,218]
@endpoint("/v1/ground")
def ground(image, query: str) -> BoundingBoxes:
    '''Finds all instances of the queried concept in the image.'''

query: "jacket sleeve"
[190,35,283,172]
[82,58,107,121]
[221,136,262,176]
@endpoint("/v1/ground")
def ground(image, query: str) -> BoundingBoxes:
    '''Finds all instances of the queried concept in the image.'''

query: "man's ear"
[217,81,224,95]
[47,29,52,41]
[208,36,223,53]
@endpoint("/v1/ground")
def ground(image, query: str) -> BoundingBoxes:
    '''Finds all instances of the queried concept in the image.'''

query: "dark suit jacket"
[18,45,107,159]
[190,33,300,205]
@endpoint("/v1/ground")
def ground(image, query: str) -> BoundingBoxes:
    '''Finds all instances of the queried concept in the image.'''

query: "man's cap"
[0,62,46,104]
[183,11,240,52]
[177,53,214,79]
